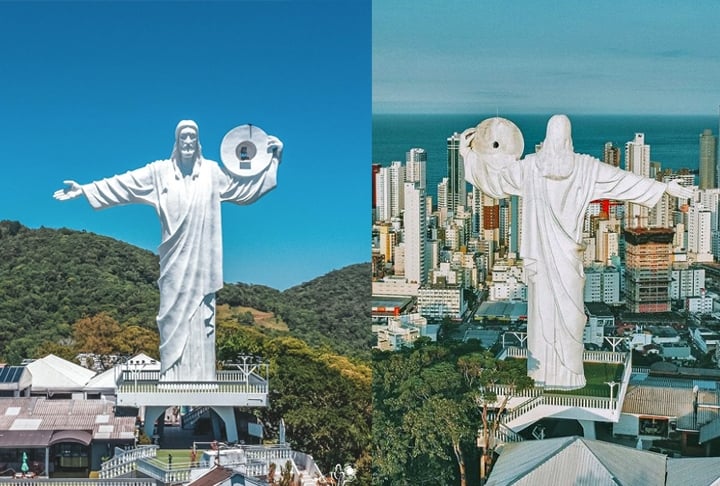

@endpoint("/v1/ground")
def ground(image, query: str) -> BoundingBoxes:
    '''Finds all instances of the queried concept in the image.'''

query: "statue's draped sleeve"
[81,165,158,209]
[462,148,524,199]
[590,160,666,207]
[218,158,279,204]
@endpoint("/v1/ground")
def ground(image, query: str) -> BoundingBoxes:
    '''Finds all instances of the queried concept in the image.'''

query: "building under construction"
[624,227,675,313]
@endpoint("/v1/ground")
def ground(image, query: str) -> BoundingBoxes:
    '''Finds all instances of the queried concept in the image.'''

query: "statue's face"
[178,126,198,162]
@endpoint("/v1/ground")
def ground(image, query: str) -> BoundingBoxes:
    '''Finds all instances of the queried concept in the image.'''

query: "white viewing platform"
[483,345,633,445]
[114,357,270,443]
[115,369,269,408]
[114,357,269,408]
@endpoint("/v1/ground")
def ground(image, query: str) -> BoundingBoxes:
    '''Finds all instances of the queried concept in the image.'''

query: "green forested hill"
[0,221,371,480]
[219,263,372,358]
[0,221,160,363]
[0,220,371,363]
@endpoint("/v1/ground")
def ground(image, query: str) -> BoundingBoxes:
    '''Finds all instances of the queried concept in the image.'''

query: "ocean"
[372,114,718,201]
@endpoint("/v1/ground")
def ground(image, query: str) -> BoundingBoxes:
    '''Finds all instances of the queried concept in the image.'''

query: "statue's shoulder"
[147,159,172,169]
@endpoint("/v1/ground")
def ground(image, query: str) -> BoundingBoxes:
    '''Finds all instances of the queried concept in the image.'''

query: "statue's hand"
[267,136,283,164]
[53,180,83,201]
[459,127,475,157]
[665,180,694,200]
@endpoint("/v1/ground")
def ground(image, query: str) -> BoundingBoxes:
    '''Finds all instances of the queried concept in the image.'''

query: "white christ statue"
[461,114,693,390]
[54,120,281,382]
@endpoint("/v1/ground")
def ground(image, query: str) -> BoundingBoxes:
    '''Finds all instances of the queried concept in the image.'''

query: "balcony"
[115,364,269,408]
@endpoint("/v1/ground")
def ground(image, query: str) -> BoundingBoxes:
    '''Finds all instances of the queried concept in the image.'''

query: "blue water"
[373,114,717,201]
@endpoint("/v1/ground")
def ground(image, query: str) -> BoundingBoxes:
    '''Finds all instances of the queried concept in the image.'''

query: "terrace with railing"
[0,481,156,486]
[483,344,634,443]
[114,358,269,408]
[99,443,323,486]
[99,446,159,479]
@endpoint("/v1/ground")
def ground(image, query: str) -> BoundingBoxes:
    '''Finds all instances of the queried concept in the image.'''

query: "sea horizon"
[373,113,717,202]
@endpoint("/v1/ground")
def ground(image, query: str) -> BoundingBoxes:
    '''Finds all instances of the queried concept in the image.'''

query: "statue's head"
[538,114,575,180]
[171,120,203,164]
[544,114,574,154]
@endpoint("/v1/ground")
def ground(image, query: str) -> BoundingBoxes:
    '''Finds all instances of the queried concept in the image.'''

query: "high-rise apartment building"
[470,186,483,238]
[375,162,406,222]
[375,166,391,222]
[482,193,500,245]
[584,266,621,305]
[699,129,717,189]
[437,177,449,211]
[624,228,674,313]
[406,147,427,190]
[372,163,381,210]
[603,142,620,167]
[376,222,397,264]
[403,182,427,285]
[625,133,651,228]
[669,266,705,300]
[687,204,713,262]
[592,217,621,265]
[447,132,466,215]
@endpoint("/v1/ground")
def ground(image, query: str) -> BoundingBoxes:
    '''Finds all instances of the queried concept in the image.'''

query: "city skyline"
[0,1,370,290]
[374,1,720,115]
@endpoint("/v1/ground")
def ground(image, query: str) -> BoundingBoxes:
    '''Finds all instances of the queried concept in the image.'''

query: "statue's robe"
[82,157,277,381]
[465,150,665,389]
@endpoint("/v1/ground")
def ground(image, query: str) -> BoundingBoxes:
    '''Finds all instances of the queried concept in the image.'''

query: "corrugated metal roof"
[622,385,693,417]
[188,465,235,486]
[0,398,135,443]
[700,416,720,444]
[487,436,666,486]
[623,381,719,431]
[666,458,720,486]
[0,430,53,447]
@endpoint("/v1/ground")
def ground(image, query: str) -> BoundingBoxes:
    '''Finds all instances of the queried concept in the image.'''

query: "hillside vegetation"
[0,220,371,362]
[0,220,371,480]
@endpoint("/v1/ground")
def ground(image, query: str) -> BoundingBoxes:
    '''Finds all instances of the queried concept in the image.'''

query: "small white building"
[686,289,713,315]
[489,260,526,301]
[584,303,613,348]
[417,284,466,320]
[692,328,720,354]
[373,313,432,351]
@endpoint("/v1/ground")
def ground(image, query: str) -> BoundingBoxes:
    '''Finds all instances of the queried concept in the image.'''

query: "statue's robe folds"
[82,157,277,381]
[465,151,665,389]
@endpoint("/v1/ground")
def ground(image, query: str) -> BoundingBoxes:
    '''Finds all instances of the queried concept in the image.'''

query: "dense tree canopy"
[0,221,371,479]
[373,341,530,485]
[0,221,370,362]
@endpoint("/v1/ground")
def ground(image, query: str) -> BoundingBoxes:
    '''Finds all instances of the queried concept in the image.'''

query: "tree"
[112,325,160,358]
[404,395,475,486]
[458,351,533,481]
[73,312,122,356]
[373,344,478,485]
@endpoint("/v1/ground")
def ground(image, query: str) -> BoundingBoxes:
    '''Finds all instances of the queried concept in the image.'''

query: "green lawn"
[511,358,624,398]
[152,449,195,468]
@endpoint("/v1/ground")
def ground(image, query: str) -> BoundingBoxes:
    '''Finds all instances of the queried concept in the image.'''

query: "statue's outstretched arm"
[53,180,83,201]
[665,180,695,200]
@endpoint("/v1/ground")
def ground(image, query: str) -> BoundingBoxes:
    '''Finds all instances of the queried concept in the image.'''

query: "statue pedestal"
[115,369,268,444]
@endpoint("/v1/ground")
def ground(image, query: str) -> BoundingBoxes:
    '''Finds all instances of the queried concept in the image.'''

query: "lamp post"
[605,381,619,404]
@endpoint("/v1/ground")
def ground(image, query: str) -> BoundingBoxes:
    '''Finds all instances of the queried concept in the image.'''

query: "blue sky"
[0,1,370,290]
[374,0,720,115]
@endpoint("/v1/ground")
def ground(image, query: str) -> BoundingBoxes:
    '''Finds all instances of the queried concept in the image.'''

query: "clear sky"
[374,0,720,115]
[1,1,370,291]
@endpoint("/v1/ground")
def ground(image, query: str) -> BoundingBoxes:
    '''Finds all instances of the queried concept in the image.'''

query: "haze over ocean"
[373,114,717,202]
